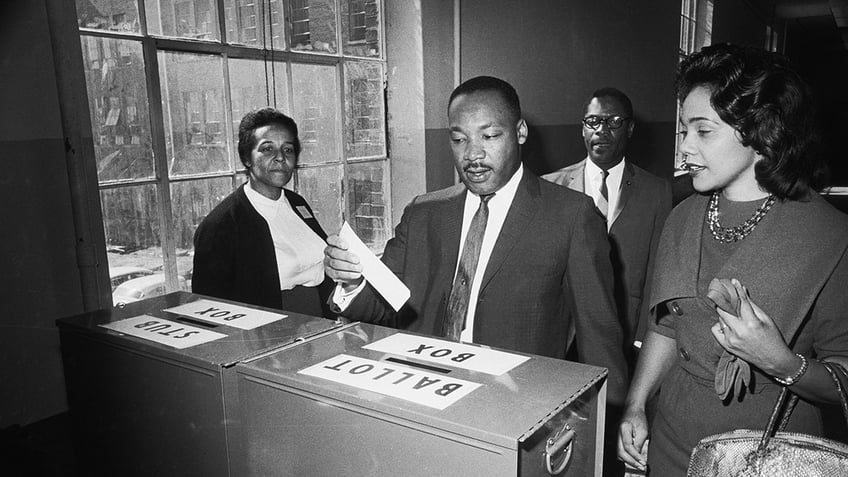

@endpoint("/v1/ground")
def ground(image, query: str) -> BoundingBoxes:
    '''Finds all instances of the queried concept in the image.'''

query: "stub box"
[56,291,341,477]
[231,322,607,476]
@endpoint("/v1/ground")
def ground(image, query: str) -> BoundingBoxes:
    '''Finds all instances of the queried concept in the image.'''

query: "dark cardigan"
[192,184,334,316]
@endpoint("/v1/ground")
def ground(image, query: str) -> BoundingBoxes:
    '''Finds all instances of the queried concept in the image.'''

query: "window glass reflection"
[144,0,221,40]
[289,0,337,54]
[223,0,285,49]
[171,177,235,287]
[296,165,343,235]
[344,60,385,159]
[341,0,381,57]
[347,161,388,252]
[291,63,340,165]
[159,52,230,176]
[77,0,141,33]
[101,184,164,297]
[81,36,155,182]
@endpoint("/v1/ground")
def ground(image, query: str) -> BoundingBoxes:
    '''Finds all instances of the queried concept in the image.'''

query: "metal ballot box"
[231,322,607,476]
[56,291,341,477]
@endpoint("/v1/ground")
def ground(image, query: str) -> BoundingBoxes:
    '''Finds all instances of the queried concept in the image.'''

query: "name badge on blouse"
[296,205,313,219]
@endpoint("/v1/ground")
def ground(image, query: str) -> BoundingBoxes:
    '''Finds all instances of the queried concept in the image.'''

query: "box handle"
[544,423,575,475]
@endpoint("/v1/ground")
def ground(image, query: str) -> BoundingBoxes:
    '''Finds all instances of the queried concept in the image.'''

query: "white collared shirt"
[333,165,525,345]
[457,165,523,343]
[584,157,625,230]
[244,182,326,290]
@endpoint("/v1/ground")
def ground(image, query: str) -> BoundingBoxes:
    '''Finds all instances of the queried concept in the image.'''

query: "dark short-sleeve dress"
[646,194,848,476]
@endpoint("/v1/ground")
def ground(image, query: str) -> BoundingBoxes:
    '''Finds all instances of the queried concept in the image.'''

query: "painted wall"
[422,0,459,192]
[2,0,796,428]
[711,0,770,48]
[0,0,84,427]
[418,0,681,193]
[386,0,427,227]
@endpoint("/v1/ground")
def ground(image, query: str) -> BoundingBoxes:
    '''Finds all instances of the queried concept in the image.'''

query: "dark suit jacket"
[343,170,628,404]
[542,159,672,348]
[192,184,334,315]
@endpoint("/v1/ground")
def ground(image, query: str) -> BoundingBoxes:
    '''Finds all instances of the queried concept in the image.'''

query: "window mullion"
[222,53,237,176]
[337,60,350,225]
[141,36,179,291]
[136,0,149,36]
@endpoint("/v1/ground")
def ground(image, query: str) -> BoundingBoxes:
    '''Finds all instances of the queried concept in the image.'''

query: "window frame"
[75,0,389,298]
[675,0,713,173]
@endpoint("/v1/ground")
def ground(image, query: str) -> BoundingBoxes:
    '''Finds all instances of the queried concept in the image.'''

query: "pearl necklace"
[707,192,776,243]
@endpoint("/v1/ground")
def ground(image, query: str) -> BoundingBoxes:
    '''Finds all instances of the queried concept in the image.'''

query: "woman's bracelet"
[774,353,809,386]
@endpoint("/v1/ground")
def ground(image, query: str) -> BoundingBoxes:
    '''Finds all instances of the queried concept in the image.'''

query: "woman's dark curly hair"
[237,107,301,169]
[676,43,827,199]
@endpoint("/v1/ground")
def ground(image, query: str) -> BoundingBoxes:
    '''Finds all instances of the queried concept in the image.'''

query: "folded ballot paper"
[338,221,410,311]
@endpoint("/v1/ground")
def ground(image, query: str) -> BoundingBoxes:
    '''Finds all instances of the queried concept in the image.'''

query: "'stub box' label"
[99,315,227,349]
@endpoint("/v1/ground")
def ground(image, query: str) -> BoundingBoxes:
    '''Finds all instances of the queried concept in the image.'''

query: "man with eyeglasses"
[543,87,672,363]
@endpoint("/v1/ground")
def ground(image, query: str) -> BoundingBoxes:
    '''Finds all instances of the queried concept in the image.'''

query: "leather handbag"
[686,361,848,477]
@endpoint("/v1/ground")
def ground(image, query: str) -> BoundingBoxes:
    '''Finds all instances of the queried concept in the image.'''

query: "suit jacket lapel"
[564,159,587,193]
[479,172,541,293]
[430,187,466,336]
[439,188,466,286]
[608,161,634,226]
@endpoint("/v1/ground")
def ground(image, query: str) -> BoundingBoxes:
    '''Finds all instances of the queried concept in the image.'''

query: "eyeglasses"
[582,115,630,130]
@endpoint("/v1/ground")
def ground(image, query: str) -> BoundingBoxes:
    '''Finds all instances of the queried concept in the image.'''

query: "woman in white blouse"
[192,108,333,317]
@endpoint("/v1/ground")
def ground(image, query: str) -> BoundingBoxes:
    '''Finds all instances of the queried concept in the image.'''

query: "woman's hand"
[618,405,649,472]
[711,279,796,376]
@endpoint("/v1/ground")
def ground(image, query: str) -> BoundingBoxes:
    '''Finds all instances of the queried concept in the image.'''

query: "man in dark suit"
[542,88,671,360]
[324,76,628,405]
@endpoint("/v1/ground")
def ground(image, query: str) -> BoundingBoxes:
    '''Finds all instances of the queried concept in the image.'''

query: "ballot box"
[231,322,607,476]
[56,291,342,477]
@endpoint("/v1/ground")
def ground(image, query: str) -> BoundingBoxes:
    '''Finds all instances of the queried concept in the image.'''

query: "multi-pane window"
[679,0,713,61]
[75,0,388,303]
[676,0,714,171]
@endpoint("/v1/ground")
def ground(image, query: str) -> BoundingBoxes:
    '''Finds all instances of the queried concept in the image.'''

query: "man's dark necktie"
[598,169,609,218]
[444,193,493,341]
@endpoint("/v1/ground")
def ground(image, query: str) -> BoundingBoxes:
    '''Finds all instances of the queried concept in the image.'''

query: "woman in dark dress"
[192,108,334,317]
[617,43,848,475]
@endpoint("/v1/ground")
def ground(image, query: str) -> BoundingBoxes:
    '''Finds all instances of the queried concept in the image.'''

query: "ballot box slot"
[173,315,220,329]
[384,356,452,374]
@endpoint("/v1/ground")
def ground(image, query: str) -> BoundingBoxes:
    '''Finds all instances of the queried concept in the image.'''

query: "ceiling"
[774,0,848,51]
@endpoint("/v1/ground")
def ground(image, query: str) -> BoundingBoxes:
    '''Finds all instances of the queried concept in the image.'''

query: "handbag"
[686,361,848,477]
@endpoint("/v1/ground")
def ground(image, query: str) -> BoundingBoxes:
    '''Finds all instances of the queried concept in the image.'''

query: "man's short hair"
[583,87,634,118]
[448,76,521,123]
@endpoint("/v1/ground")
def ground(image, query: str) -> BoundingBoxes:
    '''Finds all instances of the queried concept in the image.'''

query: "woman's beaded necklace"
[707,191,776,243]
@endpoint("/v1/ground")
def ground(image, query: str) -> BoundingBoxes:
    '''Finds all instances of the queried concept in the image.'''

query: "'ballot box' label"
[299,354,482,410]
[363,333,530,375]
[164,299,286,330]
[99,315,227,349]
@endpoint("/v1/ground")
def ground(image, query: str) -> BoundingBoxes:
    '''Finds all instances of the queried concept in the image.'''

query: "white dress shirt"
[244,182,326,290]
[457,165,523,342]
[333,165,525,345]
[584,157,625,231]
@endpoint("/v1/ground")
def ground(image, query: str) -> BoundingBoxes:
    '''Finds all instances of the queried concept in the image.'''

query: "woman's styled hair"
[676,43,827,199]
[237,107,301,169]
